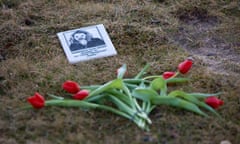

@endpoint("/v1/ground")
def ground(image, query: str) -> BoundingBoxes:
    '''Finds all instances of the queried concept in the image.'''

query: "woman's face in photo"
[74,33,86,41]
[74,33,87,45]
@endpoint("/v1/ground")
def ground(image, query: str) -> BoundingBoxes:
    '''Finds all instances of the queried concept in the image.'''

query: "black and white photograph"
[57,24,117,64]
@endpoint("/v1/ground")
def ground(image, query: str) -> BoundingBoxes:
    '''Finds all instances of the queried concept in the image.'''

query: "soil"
[170,7,240,76]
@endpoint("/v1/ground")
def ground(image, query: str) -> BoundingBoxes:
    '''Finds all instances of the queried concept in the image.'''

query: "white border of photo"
[57,24,117,64]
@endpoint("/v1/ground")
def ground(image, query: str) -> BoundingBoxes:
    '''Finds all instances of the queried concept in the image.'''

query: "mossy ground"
[0,0,240,143]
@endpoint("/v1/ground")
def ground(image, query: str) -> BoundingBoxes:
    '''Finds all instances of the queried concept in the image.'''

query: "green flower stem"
[160,84,167,97]
[122,84,137,110]
[142,100,147,111]
[122,84,148,122]
[134,63,150,79]
[141,101,154,123]
[84,94,107,102]
[123,84,152,124]
[45,99,133,120]
[81,85,101,90]
[132,64,154,125]
[123,79,150,84]
[132,98,142,112]
[47,94,64,100]
[138,118,148,131]
[106,89,132,107]
[133,99,152,124]
[124,83,138,91]
[86,79,123,100]
[188,92,222,99]
[108,95,150,129]
[172,71,179,78]
[108,95,138,117]
[143,75,162,80]
[145,101,152,114]
[165,78,190,83]
[143,72,180,80]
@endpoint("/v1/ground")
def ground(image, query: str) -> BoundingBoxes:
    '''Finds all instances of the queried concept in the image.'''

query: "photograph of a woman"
[69,30,105,51]
[57,24,117,63]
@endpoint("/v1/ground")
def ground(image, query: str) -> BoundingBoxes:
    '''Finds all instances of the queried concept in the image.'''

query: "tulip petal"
[27,93,45,109]
[178,59,193,74]
[62,80,80,94]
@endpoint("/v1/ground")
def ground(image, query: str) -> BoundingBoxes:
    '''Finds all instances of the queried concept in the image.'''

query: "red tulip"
[27,92,45,109]
[205,96,224,109]
[62,80,80,94]
[73,90,89,100]
[178,59,193,74]
[163,71,176,79]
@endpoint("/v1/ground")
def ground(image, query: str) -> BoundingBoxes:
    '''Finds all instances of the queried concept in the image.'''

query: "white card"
[57,24,117,64]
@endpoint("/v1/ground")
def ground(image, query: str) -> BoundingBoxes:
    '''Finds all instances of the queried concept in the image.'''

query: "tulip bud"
[205,96,224,109]
[62,80,80,94]
[27,92,45,109]
[117,64,127,79]
[178,59,193,74]
[73,90,89,100]
[163,71,176,79]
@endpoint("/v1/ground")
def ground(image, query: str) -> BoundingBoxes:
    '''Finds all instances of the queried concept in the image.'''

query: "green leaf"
[117,64,127,79]
[124,83,138,90]
[85,94,107,102]
[81,85,101,90]
[123,79,149,91]
[106,89,132,107]
[195,101,221,118]
[108,95,135,116]
[168,90,220,117]
[188,92,222,99]
[47,94,64,100]
[132,88,159,101]
[45,99,133,121]
[86,79,124,99]
[122,84,142,110]
[168,90,200,104]
[123,79,150,85]
[142,101,154,115]
[45,99,99,108]
[150,77,165,90]
[166,78,190,83]
[150,77,167,96]
[151,96,208,117]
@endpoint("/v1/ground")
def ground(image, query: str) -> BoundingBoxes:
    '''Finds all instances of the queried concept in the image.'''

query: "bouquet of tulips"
[25,59,224,130]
